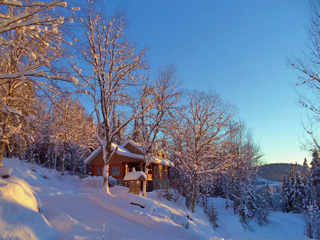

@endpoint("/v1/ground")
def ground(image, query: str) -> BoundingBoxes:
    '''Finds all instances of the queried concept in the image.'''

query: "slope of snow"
[210,198,309,240]
[0,157,310,240]
[0,176,57,240]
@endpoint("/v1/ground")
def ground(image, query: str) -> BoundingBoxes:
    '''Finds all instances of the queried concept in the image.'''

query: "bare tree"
[169,90,235,212]
[225,121,263,216]
[0,0,76,167]
[0,0,75,80]
[289,0,320,152]
[0,0,67,35]
[131,64,181,196]
[50,94,95,175]
[72,2,148,194]
[0,74,36,165]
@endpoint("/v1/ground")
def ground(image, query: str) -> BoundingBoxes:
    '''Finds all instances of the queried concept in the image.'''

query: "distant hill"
[258,163,303,182]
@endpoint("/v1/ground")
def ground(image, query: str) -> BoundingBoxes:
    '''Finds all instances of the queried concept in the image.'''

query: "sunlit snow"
[0,157,309,240]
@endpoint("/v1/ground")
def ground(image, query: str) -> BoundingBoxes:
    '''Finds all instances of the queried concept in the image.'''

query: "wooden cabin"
[84,140,174,191]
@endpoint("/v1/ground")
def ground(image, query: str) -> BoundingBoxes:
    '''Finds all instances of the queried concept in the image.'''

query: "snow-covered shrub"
[252,189,270,226]
[304,203,320,240]
[238,204,251,230]
[157,188,183,206]
[40,172,49,179]
[255,203,269,226]
[270,193,282,211]
[160,188,177,201]
[206,203,218,229]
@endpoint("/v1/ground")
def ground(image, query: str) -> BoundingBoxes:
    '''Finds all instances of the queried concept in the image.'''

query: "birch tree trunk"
[103,164,110,195]
[142,154,150,197]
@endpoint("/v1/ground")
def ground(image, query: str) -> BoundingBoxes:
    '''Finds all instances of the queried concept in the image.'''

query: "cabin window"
[112,166,121,176]
[147,169,153,181]
[96,167,101,174]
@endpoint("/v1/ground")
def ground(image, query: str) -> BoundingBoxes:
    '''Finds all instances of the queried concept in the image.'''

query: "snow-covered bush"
[269,193,282,211]
[157,188,183,206]
[40,172,49,180]
[304,203,320,240]
[233,180,269,228]
[255,198,269,226]
[206,202,218,229]
[238,203,249,226]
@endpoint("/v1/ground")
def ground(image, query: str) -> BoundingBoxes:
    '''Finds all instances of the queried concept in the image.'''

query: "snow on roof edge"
[150,156,174,167]
[122,140,145,154]
[114,143,145,160]
[84,143,145,165]
[84,146,102,165]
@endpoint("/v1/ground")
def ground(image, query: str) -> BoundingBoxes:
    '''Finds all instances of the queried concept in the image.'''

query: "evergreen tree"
[265,184,274,210]
[289,165,304,213]
[302,158,313,210]
[281,163,309,213]
[311,150,320,206]
[281,173,290,213]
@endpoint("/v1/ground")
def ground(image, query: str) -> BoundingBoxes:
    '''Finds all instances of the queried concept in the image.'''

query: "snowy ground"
[0,157,309,240]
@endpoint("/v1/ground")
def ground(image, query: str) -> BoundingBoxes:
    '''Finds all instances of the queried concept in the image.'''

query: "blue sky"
[102,0,311,164]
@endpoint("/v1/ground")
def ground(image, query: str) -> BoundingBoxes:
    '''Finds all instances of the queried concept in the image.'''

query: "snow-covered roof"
[150,156,174,167]
[124,171,147,181]
[84,147,102,165]
[84,143,144,165]
[122,140,145,154]
[115,143,145,160]
[84,141,174,168]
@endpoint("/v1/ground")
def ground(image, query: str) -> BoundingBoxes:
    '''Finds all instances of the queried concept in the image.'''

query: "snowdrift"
[0,166,12,178]
[0,176,56,240]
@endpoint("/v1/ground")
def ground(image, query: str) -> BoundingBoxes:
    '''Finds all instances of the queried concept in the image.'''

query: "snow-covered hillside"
[0,157,309,240]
